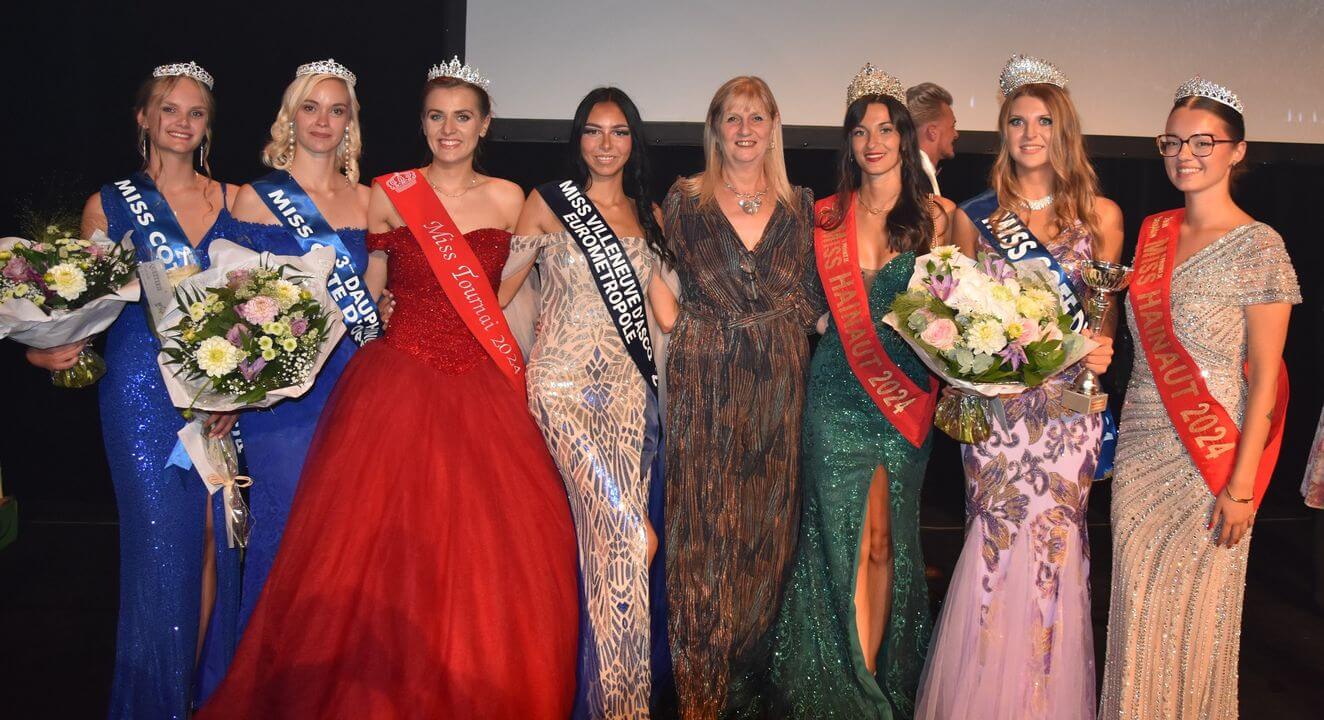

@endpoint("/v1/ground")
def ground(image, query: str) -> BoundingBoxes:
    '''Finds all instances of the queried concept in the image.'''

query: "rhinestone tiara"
[998,54,1067,98]
[296,58,356,87]
[426,56,489,88]
[153,61,214,90]
[846,63,906,106]
[1175,76,1243,114]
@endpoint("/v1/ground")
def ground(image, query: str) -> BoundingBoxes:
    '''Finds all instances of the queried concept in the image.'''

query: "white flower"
[931,245,960,262]
[188,301,208,322]
[964,318,1008,355]
[258,336,274,350]
[13,283,30,297]
[280,337,298,352]
[44,263,87,301]
[270,280,302,310]
[261,347,278,361]
[195,336,243,377]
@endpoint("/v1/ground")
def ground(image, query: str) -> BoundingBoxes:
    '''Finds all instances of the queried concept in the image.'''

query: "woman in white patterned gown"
[1099,78,1300,719]
[499,87,675,720]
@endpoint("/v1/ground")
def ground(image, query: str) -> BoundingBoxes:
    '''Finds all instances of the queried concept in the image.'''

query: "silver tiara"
[847,63,906,106]
[998,54,1067,97]
[296,58,356,87]
[427,56,489,88]
[1175,76,1243,114]
[153,61,214,90]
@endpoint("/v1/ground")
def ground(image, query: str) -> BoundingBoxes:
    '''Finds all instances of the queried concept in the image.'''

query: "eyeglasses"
[1155,133,1238,158]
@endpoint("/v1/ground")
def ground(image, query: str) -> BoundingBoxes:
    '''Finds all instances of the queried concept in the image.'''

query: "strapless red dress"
[198,227,579,719]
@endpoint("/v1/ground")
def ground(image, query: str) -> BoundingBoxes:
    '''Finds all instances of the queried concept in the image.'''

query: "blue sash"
[251,171,381,345]
[960,188,1115,477]
[109,172,198,269]
[960,189,1086,332]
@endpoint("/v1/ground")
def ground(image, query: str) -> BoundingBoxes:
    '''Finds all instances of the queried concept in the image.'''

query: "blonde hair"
[906,82,953,127]
[135,75,216,177]
[262,74,363,183]
[989,83,1102,249]
[680,76,800,217]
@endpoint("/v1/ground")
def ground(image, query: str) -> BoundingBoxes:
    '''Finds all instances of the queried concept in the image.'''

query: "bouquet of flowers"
[884,245,1094,442]
[0,226,138,387]
[154,239,344,413]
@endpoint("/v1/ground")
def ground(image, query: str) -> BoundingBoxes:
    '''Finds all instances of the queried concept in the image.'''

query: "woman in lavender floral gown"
[915,56,1122,720]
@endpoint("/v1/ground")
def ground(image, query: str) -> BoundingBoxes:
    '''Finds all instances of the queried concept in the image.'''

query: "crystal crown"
[427,56,489,88]
[153,61,214,90]
[998,54,1067,97]
[846,63,906,106]
[296,58,356,87]
[1175,76,1243,114]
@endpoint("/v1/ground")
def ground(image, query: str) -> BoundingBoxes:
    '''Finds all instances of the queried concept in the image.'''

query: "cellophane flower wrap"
[155,239,344,412]
[0,228,138,348]
[884,245,1094,396]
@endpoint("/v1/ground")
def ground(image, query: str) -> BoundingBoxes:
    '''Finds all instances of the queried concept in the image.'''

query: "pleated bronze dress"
[662,181,821,719]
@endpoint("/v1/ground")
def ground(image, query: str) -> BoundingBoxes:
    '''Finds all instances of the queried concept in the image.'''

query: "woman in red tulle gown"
[198,63,579,719]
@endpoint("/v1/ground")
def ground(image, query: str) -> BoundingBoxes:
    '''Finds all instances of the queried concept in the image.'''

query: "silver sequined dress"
[506,230,660,719]
[1099,222,1300,719]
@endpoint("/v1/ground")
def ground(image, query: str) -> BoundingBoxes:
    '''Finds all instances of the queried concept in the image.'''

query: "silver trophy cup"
[1062,260,1133,415]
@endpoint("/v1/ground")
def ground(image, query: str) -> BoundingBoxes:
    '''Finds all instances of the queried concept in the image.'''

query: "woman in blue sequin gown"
[27,67,242,718]
[218,64,380,635]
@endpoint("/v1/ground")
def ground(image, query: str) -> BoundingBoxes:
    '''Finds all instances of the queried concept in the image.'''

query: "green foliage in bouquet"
[161,264,332,407]
[0,226,136,312]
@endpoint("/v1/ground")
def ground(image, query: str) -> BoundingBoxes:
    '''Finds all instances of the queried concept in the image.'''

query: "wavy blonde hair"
[989,83,1102,248]
[262,74,363,183]
[680,76,800,218]
[135,75,216,177]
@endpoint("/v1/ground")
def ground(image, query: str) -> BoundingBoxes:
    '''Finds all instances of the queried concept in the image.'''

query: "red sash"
[1131,209,1288,506]
[375,170,526,396]
[814,195,937,448]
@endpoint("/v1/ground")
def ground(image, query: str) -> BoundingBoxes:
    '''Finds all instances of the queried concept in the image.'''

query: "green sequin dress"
[770,250,933,719]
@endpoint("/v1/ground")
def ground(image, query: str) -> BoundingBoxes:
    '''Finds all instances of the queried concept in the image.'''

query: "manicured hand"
[1209,485,1255,548]
[204,412,238,439]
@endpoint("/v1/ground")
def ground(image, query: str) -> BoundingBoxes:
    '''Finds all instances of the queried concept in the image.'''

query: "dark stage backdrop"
[2,2,1321,522]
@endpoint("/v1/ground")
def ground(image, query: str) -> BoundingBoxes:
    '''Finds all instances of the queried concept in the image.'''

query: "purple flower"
[238,356,267,382]
[225,323,251,347]
[289,317,309,337]
[927,272,957,301]
[3,255,33,281]
[998,342,1028,370]
[981,254,1016,283]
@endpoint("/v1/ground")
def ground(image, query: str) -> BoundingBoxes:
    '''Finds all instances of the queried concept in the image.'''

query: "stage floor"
[1,484,1321,718]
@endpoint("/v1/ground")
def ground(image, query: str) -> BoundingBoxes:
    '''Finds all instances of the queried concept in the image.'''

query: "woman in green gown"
[770,65,952,719]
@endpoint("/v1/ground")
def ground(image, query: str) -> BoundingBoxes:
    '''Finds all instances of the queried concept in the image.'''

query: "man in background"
[906,82,958,196]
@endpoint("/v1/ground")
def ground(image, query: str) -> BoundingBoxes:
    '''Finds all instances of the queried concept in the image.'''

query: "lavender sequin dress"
[917,220,1101,720]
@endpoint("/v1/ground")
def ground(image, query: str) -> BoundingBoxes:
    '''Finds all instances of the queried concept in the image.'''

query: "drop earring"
[138,127,148,161]
[287,121,296,162]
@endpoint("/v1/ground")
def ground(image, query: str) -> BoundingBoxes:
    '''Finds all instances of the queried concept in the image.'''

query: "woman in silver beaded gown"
[1099,81,1300,720]
[499,87,674,720]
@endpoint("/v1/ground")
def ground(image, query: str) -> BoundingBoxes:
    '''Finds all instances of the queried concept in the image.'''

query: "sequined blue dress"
[215,216,364,630]
[98,182,241,719]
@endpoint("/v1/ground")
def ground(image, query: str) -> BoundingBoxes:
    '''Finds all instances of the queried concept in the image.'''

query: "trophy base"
[1062,388,1109,414]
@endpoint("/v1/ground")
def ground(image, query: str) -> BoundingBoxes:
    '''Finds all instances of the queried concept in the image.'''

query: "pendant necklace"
[724,178,767,215]
[428,171,478,198]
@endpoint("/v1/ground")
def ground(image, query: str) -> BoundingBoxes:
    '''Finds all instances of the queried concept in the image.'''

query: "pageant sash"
[1131,209,1288,506]
[375,170,526,394]
[537,180,658,394]
[108,172,198,269]
[960,189,1087,332]
[815,197,936,448]
[251,170,382,345]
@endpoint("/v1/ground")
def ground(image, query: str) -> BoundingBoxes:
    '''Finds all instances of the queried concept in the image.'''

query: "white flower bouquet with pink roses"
[154,239,343,413]
[882,245,1094,441]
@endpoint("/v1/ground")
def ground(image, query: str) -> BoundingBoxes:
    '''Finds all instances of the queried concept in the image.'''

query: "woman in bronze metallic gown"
[651,75,822,719]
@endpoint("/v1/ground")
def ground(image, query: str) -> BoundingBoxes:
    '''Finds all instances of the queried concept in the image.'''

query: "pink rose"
[3,255,33,281]
[225,323,251,347]
[289,317,309,337]
[237,296,280,325]
[920,318,959,351]
[226,269,252,290]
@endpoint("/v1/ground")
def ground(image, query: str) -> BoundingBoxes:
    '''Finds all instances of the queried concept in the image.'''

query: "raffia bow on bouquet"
[882,246,1096,444]
[0,229,139,387]
[144,239,345,546]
